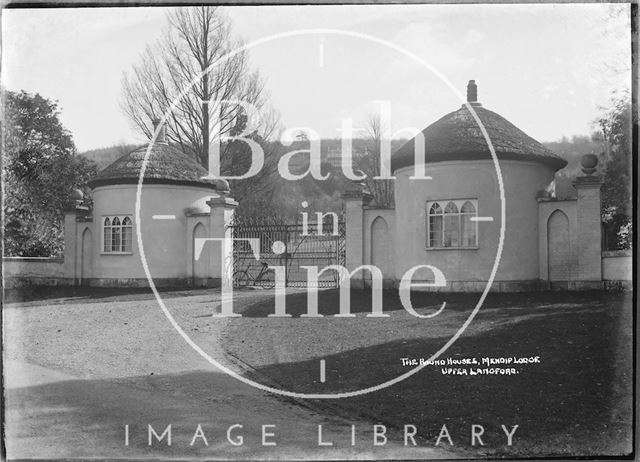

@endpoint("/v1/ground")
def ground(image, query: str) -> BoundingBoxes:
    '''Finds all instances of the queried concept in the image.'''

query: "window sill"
[100,252,134,256]
[425,246,479,251]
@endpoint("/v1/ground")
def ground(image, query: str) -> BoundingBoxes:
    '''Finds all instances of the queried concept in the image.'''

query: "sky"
[2,4,631,152]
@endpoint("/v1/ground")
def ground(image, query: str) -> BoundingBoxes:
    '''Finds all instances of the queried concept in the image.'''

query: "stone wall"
[602,250,632,290]
[3,257,70,288]
[573,176,604,281]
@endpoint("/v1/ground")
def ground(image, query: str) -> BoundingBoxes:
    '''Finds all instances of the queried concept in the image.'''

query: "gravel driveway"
[4,288,452,460]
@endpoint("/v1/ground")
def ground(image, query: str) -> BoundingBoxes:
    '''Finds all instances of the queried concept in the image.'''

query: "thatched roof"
[88,142,228,191]
[391,99,567,173]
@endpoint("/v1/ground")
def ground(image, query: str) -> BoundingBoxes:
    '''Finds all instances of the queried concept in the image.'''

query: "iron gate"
[229,218,346,288]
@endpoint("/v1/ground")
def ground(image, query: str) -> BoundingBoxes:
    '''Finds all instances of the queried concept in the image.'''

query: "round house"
[77,124,232,287]
[388,80,568,291]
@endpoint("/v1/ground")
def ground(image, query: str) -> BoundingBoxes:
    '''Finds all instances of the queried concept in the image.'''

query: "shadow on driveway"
[243,292,633,458]
[5,366,451,460]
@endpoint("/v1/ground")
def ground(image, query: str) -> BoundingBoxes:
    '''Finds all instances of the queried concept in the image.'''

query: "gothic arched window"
[443,202,460,247]
[460,201,477,247]
[103,217,111,253]
[103,216,133,253]
[426,199,478,248]
[428,202,443,247]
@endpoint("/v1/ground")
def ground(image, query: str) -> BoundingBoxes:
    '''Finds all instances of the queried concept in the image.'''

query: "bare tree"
[121,7,278,169]
[357,114,395,208]
[121,7,281,215]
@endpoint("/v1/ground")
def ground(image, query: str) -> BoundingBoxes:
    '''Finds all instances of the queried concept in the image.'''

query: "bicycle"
[232,261,275,289]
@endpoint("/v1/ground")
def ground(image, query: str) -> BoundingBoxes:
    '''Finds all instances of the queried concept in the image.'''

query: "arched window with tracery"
[443,202,460,247]
[428,202,443,247]
[122,217,133,252]
[103,217,111,253]
[103,215,133,253]
[460,201,477,247]
[426,199,478,248]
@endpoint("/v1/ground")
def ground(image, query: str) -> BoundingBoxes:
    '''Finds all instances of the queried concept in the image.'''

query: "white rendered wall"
[393,160,556,285]
[91,184,220,281]
[602,250,632,281]
[363,208,396,282]
[537,200,578,281]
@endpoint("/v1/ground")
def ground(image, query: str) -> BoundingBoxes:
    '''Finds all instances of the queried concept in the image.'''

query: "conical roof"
[88,142,227,191]
[391,81,567,173]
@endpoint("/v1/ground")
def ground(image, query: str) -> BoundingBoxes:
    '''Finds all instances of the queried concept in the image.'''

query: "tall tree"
[121,7,277,168]
[3,90,97,256]
[592,93,632,249]
[121,7,280,215]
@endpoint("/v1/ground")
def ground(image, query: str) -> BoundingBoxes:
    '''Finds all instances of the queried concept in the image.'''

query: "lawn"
[215,290,633,458]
